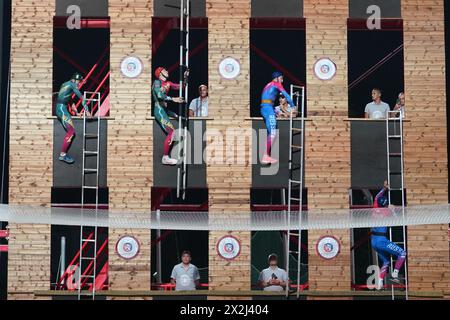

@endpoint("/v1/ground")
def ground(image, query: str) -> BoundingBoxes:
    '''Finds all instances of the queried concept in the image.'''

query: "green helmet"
[71,72,84,81]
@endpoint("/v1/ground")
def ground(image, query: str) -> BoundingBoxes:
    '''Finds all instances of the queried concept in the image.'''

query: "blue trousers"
[371,235,405,265]
[260,105,277,155]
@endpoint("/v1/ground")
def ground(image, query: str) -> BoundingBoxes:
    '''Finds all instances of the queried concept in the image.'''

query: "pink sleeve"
[169,81,180,90]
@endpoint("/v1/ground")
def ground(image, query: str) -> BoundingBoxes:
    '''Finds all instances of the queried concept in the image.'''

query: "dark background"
[251,0,303,18]
[56,0,109,17]
[250,24,306,117]
[53,26,110,115]
[348,25,404,118]
[154,0,206,18]
[151,230,209,286]
[349,0,401,18]
[151,17,208,117]
[0,0,11,301]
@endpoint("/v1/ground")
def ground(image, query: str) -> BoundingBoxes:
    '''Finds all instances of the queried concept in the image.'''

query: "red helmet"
[155,67,168,79]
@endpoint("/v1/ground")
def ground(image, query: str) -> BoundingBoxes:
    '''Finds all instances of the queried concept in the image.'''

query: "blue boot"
[59,154,75,164]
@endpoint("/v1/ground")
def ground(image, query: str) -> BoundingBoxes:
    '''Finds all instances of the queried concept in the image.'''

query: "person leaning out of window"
[364,88,390,119]
[393,92,405,118]
[189,84,209,117]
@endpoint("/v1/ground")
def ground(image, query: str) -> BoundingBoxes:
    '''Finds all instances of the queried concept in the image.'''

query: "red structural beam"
[53,17,110,29]
[250,43,305,87]
[251,205,308,211]
[80,238,108,290]
[250,18,306,30]
[0,230,9,238]
[56,232,95,288]
[167,39,208,74]
[347,18,403,31]
[352,283,406,290]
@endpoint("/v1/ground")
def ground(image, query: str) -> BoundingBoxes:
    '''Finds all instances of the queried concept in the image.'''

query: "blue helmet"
[272,71,283,79]
[377,196,388,208]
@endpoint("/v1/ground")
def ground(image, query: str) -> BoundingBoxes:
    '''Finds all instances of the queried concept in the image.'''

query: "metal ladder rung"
[80,275,95,279]
[390,188,403,191]
[289,198,301,202]
[388,135,402,139]
[290,179,302,185]
[84,169,98,173]
[84,151,98,155]
[82,186,98,190]
[82,239,96,243]
[81,257,96,260]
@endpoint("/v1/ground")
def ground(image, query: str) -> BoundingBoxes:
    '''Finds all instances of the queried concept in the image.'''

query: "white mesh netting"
[0,204,449,231]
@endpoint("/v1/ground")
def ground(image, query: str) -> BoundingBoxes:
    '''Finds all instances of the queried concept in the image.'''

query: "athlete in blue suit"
[259,71,296,165]
[371,181,407,290]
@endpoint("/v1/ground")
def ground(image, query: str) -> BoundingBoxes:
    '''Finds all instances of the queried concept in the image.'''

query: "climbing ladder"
[77,91,101,300]
[385,110,408,300]
[286,85,305,299]
[177,0,190,200]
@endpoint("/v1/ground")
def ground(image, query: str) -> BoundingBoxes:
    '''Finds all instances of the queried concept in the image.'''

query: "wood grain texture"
[108,0,153,291]
[206,0,251,292]
[7,0,54,299]
[402,0,450,294]
[304,0,351,292]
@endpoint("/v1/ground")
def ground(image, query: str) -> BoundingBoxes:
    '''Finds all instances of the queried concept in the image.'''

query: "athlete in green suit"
[55,72,91,164]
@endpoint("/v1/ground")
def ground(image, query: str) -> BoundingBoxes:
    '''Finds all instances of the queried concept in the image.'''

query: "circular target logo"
[121,56,143,78]
[116,236,140,260]
[316,236,341,260]
[219,57,241,80]
[217,235,241,261]
[314,58,337,81]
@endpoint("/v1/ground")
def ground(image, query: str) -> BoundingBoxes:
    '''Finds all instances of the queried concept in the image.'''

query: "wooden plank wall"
[7,0,54,299]
[206,0,252,296]
[304,0,352,293]
[403,0,450,294]
[107,0,153,294]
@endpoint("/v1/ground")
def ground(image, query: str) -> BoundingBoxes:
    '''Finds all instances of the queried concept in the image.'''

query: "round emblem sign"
[121,56,143,78]
[316,236,341,260]
[219,57,241,79]
[116,235,140,260]
[313,58,337,81]
[217,235,241,260]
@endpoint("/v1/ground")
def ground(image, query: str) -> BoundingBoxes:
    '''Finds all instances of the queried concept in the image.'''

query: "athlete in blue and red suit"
[371,181,407,290]
[260,72,296,165]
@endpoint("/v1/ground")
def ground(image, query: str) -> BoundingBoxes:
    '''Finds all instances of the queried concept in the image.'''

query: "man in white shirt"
[170,251,200,291]
[258,253,289,292]
[364,88,390,119]
[189,85,208,117]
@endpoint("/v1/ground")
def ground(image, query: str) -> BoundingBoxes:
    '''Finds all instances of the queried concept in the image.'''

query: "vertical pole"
[399,110,408,300]
[60,236,66,284]
[182,0,190,200]
[386,113,395,300]
[177,0,185,199]
[156,209,162,284]
[0,68,10,204]
[297,87,305,299]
